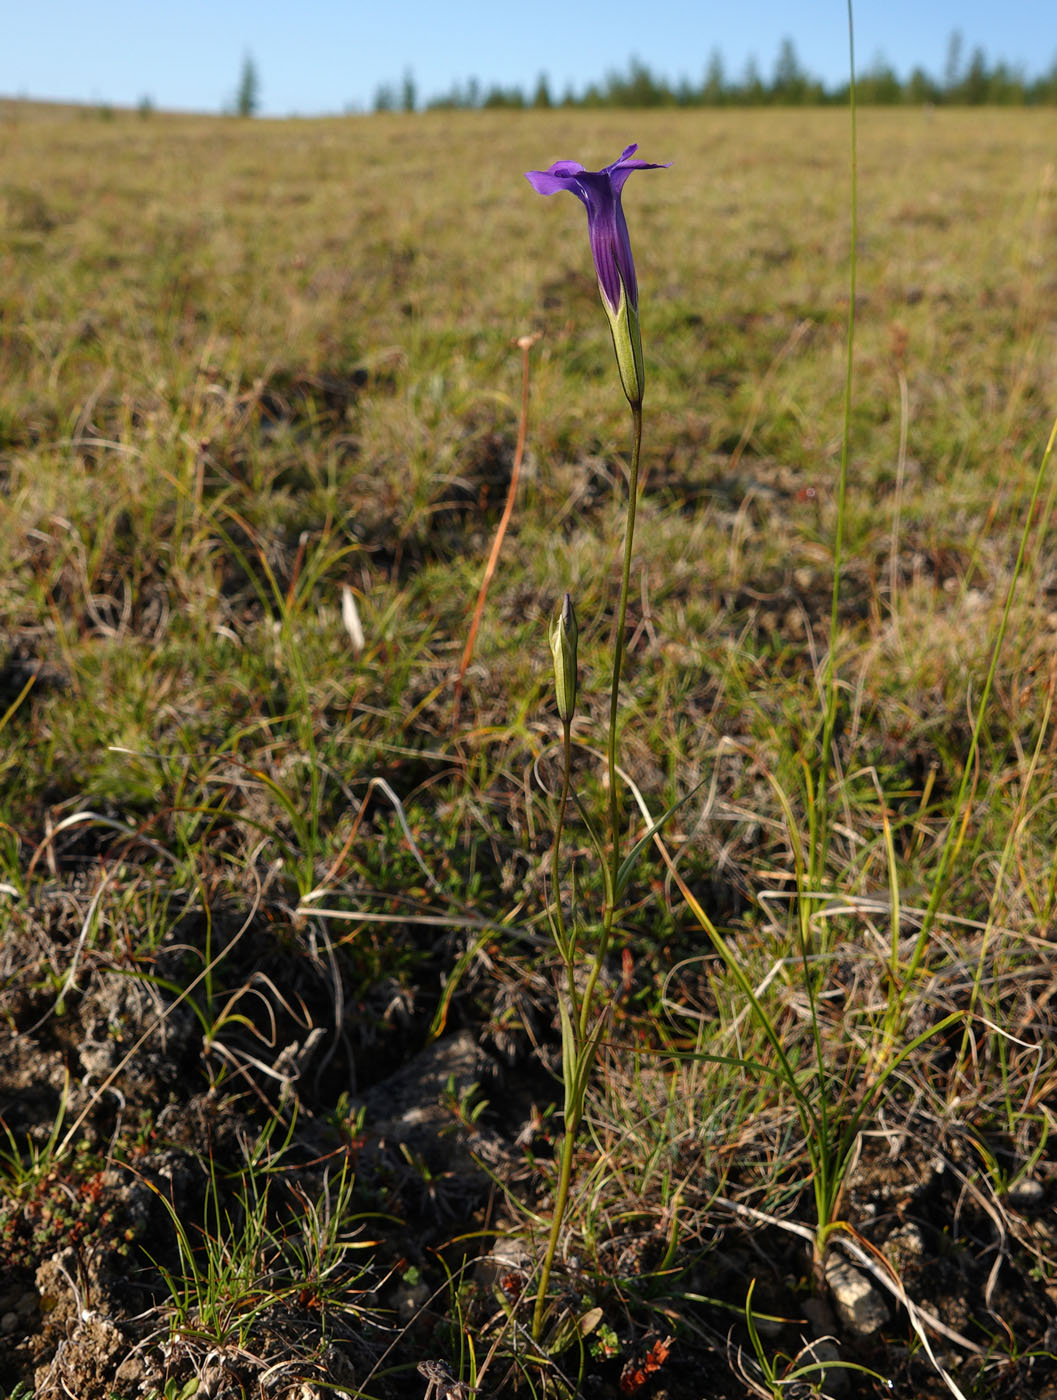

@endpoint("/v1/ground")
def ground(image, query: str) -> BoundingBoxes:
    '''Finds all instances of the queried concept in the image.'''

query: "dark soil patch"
[1,873,1055,1400]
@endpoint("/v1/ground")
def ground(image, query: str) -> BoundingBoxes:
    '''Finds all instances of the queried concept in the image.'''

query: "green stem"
[533,721,577,1341]
[905,411,1057,990]
[533,401,643,1339]
[552,723,578,1016]
[810,9,857,893]
[607,403,644,880]
[580,402,643,1035]
[531,1102,581,1341]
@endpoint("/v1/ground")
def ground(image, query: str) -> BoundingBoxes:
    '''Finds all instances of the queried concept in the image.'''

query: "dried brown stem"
[451,332,540,730]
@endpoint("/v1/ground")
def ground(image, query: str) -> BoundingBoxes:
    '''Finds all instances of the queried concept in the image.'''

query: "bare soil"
[2,887,1055,1400]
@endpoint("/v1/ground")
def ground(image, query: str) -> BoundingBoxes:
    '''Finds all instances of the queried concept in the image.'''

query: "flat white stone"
[825,1256,890,1337]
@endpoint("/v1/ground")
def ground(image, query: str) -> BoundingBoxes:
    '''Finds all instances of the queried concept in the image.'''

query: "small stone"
[78,1039,118,1077]
[113,1354,149,1391]
[825,1257,889,1336]
[1,1311,19,1335]
[395,1280,429,1324]
[474,1233,532,1296]
[801,1299,848,1395]
[800,1336,847,1396]
[884,1220,926,1270]
[1006,1177,1045,1211]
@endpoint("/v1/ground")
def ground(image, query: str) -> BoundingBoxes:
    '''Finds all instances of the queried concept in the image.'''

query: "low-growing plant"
[0,1068,74,1201]
[516,10,1057,1395]
[522,138,676,1342]
[137,1121,387,1372]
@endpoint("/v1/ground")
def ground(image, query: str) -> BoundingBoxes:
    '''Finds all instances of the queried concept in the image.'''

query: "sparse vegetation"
[1,99,1056,1400]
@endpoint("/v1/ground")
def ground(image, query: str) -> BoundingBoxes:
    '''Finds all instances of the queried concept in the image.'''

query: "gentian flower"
[525,143,670,407]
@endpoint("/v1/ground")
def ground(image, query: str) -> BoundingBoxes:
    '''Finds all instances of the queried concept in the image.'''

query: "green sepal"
[603,279,645,408]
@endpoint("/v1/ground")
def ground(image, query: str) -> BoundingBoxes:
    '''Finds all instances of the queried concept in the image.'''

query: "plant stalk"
[809,8,857,895]
[533,402,643,1338]
[533,721,577,1340]
[580,402,643,1034]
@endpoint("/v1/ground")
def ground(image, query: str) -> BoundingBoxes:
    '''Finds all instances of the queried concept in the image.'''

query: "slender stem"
[552,723,578,1015]
[533,402,644,1339]
[533,721,577,1341]
[532,1101,581,1341]
[579,403,643,1036]
[607,402,644,885]
[810,8,857,891]
[452,333,537,730]
[905,410,1057,983]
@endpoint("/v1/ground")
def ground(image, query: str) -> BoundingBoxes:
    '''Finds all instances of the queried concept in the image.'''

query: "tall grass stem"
[810,5,858,892]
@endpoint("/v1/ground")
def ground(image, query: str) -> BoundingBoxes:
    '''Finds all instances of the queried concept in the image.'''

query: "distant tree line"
[371,35,1057,113]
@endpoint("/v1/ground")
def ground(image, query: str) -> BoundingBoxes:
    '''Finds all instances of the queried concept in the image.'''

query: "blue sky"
[3,0,1054,115]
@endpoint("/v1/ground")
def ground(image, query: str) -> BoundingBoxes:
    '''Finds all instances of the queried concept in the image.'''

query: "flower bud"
[549,593,578,724]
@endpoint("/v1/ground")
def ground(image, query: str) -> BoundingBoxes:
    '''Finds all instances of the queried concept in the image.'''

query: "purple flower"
[525,144,668,318]
[525,143,670,405]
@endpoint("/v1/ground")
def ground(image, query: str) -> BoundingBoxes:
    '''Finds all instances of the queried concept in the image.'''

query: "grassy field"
[2,100,1057,1399]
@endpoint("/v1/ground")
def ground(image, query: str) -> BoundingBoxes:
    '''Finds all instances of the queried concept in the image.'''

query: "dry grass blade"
[452,332,541,730]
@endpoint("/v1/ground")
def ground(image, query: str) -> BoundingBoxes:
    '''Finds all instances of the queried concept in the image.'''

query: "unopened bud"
[549,593,578,724]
